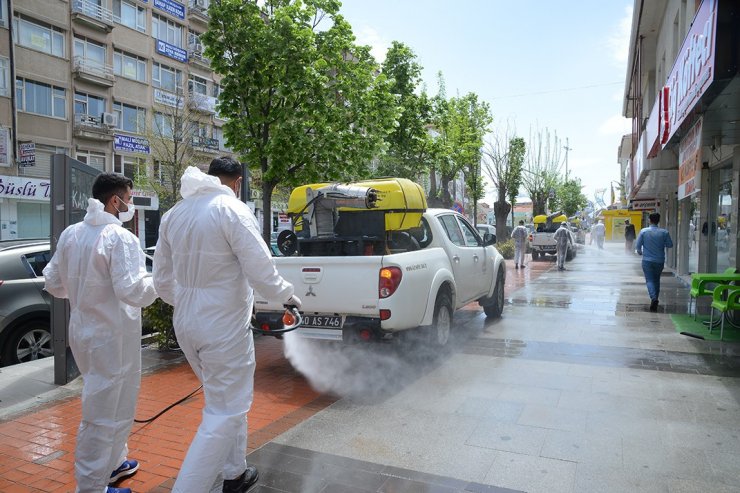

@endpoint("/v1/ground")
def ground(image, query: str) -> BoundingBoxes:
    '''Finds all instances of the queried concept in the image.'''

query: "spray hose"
[134,384,203,423]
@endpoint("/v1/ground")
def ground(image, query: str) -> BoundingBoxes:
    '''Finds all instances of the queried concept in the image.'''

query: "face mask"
[114,196,136,222]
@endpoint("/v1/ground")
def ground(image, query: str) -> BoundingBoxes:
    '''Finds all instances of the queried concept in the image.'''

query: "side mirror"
[484,233,496,245]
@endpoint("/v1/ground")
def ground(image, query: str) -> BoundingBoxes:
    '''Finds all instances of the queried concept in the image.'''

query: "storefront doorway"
[708,165,733,273]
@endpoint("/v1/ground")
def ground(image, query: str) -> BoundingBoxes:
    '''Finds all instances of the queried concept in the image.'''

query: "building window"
[114,154,146,180]
[14,15,65,57]
[113,102,146,133]
[152,14,183,48]
[0,0,7,28]
[16,78,66,118]
[74,36,106,66]
[76,150,106,171]
[152,62,181,93]
[113,0,146,32]
[114,50,147,82]
[74,92,106,120]
[154,112,173,138]
[188,75,207,96]
[0,57,9,97]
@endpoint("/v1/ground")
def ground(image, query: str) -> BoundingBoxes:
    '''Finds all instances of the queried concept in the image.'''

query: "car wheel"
[431,291,453,346]
[531,251,539,261]
[484,268,505,318]
[3,321,53,366]
[566,248,574,261]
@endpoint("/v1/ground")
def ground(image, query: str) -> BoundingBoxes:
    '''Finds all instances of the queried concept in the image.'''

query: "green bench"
[709,284,740,340]
[689,268,740,319]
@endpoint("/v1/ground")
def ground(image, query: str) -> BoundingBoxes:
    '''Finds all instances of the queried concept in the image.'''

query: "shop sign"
[0,174,51,201]
[154,0,184,19]
[154,88,184,109]
[677,117,703,200]
[631,199,660,210]
[114,134,151,155]
[18,142,35,167]
[661,0,717,147]
[156,39,188,63]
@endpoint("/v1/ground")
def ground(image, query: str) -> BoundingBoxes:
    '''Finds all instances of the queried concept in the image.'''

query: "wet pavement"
[1,242,740,492]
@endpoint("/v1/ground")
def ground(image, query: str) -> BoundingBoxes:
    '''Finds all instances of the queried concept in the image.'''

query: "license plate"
[302,314,343,328]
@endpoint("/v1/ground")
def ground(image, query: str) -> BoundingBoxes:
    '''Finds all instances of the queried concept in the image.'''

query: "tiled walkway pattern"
[0,337,333,492]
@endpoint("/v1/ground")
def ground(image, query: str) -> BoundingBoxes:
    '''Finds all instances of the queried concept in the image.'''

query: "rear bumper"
[253,312,384,342]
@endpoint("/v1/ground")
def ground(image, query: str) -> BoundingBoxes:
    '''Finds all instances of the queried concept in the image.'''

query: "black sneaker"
[223,466,259,493]
[650,299,659,312]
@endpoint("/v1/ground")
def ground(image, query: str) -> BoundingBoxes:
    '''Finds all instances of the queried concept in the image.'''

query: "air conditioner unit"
[102,112,118,127]
[193,0,206,9]
[189,41,203,54]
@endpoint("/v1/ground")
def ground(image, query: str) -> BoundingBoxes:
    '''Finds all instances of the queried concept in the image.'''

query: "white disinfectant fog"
[282,330,442,402]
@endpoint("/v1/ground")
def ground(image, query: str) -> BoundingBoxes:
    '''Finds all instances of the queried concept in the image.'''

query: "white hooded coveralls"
[43,198,157,493]
[591,222,606,249]
[153,167,294,493]
[553,225,572,269]
[510,225,528,266]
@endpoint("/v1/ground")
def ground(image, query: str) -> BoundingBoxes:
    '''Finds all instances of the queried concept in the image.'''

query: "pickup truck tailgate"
[254,256,384,315]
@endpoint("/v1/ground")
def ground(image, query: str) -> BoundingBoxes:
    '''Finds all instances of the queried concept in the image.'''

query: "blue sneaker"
[109,459,139,484]
[106,488,132,493]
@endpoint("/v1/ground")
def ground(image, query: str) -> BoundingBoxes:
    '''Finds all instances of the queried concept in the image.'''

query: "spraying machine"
[277,178,427,257]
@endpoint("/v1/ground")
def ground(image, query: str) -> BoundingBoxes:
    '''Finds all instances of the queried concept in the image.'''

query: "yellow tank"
[287,178,427,231]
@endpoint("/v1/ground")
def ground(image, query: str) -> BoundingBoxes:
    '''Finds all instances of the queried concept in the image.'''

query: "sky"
[337,0,634,206]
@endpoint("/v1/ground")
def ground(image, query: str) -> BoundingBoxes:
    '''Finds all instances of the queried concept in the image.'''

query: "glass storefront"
[710,166,733,273]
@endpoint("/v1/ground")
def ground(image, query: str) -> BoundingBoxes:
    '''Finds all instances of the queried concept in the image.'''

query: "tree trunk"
[532,192,547,216]
[493,200,511,242]
[440,174,453,208]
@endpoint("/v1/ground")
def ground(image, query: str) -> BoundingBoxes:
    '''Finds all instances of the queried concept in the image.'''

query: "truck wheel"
[431,292,452,346]
[531,251,539,261]
[484,269,505,318]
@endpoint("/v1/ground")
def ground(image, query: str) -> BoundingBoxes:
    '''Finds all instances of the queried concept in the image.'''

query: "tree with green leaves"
[522,126,564,216]
[482,124,526,240]
[204,0,399,240]
[550,178,588,217]
[429,85,492,208]
[376,42,433,180]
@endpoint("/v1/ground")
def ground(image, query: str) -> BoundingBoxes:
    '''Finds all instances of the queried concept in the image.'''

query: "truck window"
[438,215,465,247]
[457,217,482,247]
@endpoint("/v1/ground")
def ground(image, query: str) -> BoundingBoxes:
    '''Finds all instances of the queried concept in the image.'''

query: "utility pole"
[563,138,572,181]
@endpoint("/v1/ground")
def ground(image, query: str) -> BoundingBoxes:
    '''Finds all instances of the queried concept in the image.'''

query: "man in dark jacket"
[624,219,636,252]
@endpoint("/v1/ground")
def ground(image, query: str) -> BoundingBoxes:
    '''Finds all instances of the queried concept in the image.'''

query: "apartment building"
[0,0,232,246]
[622,0,739,275]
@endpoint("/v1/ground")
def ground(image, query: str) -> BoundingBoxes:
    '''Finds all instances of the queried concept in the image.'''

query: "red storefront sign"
[661,0,717,147]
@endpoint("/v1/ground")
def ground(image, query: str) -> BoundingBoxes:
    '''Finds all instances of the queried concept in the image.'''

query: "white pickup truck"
[254,209,506,345]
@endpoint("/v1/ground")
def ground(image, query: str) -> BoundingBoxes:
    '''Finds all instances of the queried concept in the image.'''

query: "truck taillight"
[528,234,533,242]
[379,267,402,298]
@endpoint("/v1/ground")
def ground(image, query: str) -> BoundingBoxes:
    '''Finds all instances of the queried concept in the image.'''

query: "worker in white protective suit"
[43,173,158,493]
[590,220,606,249]
[553,222,573,271]
[510,220,529,269]
[153,158,300,493]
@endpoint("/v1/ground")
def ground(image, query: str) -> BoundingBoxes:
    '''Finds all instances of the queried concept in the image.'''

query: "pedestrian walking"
[635,212,674,312]
[511,220,528,269]
[590,220,606,249]
[43,173,158,493]
[553,222,573,271]
[624,219,636,253]
[153,159,301,493]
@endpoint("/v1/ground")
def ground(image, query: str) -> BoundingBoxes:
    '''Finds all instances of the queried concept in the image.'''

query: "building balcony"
[188,92,217,114]
[191,135,220,153]
[71,0,114,32]
[73,114,114,141]
[188,49,210,69]
[73,57,115,87]
[187,0,210,26]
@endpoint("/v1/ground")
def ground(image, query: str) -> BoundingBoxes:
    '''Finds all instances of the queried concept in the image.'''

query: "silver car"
[0,240,52,366]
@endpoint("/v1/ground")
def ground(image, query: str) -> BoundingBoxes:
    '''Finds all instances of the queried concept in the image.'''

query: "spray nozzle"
[282,305,302,331]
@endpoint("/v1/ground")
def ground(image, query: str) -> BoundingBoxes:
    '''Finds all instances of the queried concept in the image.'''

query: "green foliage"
[551,178,588,217]
[376,42,432,179]
[204,0,399,240]
[506,137,526,210]
[495,238,515,259]
[143,299,177,350]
